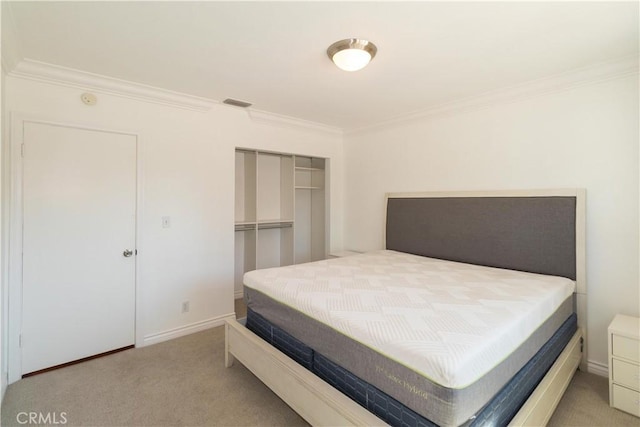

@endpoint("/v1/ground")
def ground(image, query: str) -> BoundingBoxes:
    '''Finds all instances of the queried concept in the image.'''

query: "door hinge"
[135,249,138,255]
[20,143,24,157]
[19,333,22,348]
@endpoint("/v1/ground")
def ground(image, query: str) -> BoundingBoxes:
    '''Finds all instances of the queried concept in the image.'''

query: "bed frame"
[226,189,586,426]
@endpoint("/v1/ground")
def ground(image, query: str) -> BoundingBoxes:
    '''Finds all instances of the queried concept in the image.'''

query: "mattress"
[243,250,576,426]
[246,308,577,427]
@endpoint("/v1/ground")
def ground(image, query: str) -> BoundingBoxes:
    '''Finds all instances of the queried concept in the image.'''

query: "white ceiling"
[4,1,639,131]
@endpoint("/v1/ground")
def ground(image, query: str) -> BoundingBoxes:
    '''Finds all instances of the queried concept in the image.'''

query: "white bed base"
[225,318,583,427]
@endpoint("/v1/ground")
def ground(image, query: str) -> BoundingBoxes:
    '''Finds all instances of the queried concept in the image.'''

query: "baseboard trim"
[143,313,235,346]
[2,370,9,403]
[587,360,609,378]
[234,290,244,300]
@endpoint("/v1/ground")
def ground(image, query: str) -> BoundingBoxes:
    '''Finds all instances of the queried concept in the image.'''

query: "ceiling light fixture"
[327,38,377,72]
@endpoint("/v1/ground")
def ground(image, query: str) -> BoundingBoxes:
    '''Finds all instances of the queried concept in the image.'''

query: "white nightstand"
[608,314,640,417]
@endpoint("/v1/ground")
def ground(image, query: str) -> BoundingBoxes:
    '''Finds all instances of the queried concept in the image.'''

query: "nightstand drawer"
[612,384,640,417]
[613,335,640,363]
[612,358,640,391]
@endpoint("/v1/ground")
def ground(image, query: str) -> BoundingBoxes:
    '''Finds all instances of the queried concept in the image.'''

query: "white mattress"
[243,250,575,389]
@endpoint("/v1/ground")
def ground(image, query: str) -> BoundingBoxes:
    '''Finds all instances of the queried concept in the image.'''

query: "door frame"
[8,114,145,383]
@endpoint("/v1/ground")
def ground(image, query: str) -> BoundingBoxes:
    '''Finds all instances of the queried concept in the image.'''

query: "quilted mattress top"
[243,250,575,388]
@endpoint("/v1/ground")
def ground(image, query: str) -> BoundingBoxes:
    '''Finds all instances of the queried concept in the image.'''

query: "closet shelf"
[295,166,324,172]
[235,220,294,231]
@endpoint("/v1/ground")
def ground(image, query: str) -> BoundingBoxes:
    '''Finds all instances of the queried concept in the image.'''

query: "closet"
[294,156,325,264]
[234,149,327,297]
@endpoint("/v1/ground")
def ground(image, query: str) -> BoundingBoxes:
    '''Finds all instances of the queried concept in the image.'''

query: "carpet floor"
[2,307,639,426]
[2,325,306,427]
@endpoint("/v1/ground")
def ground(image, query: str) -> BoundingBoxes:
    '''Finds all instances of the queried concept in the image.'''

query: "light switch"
[162,216,171,228]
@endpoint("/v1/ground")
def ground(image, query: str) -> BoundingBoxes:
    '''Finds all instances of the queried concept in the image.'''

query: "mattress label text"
[376,365,429,400]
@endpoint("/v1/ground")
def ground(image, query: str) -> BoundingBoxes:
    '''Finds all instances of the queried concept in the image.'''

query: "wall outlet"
[181,301,190,313]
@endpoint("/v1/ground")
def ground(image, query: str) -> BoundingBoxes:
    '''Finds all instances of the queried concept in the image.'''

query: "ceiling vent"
[223,98,252,108]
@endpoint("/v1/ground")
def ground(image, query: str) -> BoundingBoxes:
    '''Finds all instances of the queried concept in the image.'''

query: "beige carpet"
[1,325,306,426]
[547,369,639,427]
[2,304,638,426]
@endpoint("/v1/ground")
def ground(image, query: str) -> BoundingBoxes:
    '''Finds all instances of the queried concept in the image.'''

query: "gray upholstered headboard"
[385,189,587,369]
[385,190,585,281]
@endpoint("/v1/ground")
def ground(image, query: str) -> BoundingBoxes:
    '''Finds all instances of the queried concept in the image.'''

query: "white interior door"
[21,121,137,375]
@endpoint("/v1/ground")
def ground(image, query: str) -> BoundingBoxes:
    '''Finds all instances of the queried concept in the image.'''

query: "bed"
[225,189,586,426]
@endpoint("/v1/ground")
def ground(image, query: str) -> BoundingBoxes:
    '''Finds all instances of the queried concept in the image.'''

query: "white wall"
[3,64,637,386]
[1,66,8,401]
[344,75,639,370]
[4,75,343,380]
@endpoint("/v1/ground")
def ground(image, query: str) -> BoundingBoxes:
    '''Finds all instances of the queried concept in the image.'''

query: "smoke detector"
[80,92,97,106]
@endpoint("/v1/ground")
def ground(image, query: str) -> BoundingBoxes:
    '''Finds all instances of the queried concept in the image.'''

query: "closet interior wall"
[234,149,327,297]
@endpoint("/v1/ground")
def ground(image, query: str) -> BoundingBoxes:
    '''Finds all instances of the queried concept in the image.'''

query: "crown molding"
[248,109,343,136]
[6,53,637,136]
[8,59,216,112]
[8,58,343,134]
[346,55,640,136]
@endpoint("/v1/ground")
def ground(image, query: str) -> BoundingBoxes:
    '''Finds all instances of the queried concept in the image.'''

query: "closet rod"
[258,223,293,230]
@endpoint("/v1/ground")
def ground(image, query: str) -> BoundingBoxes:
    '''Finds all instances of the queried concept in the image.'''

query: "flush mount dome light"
[327,38,377,72]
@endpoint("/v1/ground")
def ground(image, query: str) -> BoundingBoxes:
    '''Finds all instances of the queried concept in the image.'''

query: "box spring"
[246,307,577,427]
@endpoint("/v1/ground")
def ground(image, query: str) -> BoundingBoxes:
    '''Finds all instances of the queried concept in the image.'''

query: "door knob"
[123,249,133,257]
